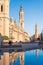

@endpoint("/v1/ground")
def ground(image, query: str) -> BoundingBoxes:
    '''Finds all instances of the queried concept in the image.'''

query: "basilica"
[0,0,29,42]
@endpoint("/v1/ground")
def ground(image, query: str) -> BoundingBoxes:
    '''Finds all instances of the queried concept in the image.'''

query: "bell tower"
[0,0,10,37]
[35,24,38,40]
[19,5,24,29]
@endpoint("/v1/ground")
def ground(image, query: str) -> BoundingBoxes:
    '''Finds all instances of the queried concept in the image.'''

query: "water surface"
[14,49,43,65]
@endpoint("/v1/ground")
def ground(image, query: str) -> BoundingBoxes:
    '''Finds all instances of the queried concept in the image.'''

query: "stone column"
[3,52,9,65]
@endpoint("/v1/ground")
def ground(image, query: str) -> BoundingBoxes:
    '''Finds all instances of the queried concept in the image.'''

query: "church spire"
[19,5,24,29]
[20,5,23,12]
[35,23,38,40]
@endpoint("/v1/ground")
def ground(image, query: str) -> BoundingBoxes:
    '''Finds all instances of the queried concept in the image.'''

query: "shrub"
[3,36,9,40]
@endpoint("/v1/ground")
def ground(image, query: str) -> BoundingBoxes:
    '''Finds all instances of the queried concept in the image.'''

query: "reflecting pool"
[14,49,43,65]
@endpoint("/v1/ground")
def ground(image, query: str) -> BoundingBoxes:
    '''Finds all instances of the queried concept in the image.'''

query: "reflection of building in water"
[0,53,10,65]
[36,49,38,57]
[0,52,24,65]
[20,52,24,65]
[9,52,19,65]
[0,52,19,65]
[10,52,24,65]
[0,55,3,65]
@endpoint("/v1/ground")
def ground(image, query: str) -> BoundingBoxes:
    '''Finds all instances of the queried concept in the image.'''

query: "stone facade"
[0,0,29,42]
[31,24,39,41]
[0,0,9,37]
[9,19,24,42]
[9,18,29,42]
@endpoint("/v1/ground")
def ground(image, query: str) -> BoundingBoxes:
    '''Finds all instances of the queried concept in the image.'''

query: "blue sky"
[10,0,43,36]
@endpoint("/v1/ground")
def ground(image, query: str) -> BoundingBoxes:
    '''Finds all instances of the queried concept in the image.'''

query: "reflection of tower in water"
[36,49,38,57]
[20,52,24,65]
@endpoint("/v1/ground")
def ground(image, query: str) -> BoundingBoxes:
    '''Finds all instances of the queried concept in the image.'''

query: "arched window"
[1,5,3,12]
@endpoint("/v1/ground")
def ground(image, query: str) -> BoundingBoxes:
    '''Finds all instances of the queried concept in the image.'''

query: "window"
[1,5,3,12]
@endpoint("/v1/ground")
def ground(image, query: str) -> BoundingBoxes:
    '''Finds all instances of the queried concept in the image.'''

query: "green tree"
[3,36,9,40]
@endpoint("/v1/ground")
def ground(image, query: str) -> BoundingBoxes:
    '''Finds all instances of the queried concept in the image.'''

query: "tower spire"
[19,5,24,29]
[20,4,23,12]
[35,23,38,40]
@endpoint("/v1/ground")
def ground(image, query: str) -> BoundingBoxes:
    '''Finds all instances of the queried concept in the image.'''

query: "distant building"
[35,24,38,40]
[31,24,39,41]
[0,0,29,42]
[40,30,43,40]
